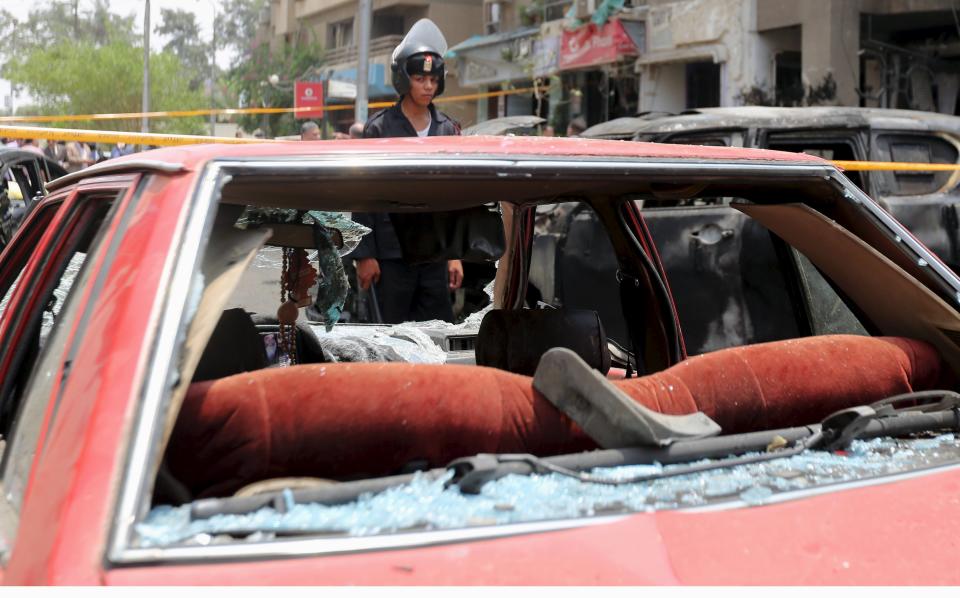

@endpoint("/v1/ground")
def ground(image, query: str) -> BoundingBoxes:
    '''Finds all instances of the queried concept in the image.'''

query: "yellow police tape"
[0,125,283,146]
[0,87,537,123]
[2,124,960,174]
[832,160,960,172]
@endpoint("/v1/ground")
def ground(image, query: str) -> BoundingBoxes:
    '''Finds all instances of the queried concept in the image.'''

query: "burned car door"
[869,132,960,272]
[0,152,68,252]
[641,200,806,354]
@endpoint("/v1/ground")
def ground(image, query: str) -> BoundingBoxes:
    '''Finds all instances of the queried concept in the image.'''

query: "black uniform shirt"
[351,101,460,260]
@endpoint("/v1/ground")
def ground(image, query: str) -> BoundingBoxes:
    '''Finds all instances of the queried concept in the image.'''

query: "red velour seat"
[167,335,949,498]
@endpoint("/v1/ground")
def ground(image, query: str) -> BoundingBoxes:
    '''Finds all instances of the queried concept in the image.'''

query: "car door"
[0,176,141,583]
[0,154,65,252]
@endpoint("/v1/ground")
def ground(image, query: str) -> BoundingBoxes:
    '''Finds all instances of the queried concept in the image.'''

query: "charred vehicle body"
[0,148,67,252]
[560,107,960,355]
[4,138,960,583]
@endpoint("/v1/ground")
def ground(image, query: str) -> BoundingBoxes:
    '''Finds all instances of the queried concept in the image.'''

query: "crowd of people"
[1,137,136,172]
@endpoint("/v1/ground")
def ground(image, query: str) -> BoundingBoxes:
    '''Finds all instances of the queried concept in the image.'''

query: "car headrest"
[475,308,610,376]
[193,308,269,382]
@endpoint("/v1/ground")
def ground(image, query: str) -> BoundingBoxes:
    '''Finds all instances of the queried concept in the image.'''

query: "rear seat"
[167,334,950,498]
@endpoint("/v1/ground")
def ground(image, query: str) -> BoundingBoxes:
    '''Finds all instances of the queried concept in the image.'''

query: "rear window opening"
[133,168,960,552]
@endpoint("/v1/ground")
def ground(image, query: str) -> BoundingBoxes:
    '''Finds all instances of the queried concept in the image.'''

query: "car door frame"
[0,174,151,584]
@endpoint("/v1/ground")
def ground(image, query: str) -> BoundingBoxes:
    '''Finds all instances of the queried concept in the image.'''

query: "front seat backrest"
[476,308,610,376]
[193,308,269,382]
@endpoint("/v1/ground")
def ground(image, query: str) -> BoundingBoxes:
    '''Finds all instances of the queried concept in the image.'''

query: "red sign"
[294,81,324,119]
[559,19,638,70]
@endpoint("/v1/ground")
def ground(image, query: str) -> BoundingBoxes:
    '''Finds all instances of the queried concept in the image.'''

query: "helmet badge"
[423,55,433,72]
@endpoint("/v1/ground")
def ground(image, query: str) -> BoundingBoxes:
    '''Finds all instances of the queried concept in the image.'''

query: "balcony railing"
[325,35,404,67]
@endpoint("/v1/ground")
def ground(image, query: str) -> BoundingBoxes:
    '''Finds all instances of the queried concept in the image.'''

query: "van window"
[873,133,959,196]
[765,133,865,191]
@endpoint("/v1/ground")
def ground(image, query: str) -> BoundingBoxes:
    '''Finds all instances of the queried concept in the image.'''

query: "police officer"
[351,19,463,324]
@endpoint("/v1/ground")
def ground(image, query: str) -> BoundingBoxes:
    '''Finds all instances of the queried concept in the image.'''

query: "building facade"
[447,0,959,129]
[260,0,485,130]
[640,0,959,115]
[449,0,646,132]
[258,0,960,131]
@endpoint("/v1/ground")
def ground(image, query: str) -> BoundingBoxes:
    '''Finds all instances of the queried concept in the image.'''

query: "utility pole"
[142,0,151,136]
[209,2,217,136]
[355,0,372,124]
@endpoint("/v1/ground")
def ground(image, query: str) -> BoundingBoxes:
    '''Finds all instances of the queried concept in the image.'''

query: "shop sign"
[459,43,531,87]
[294,81,324,119]
[559,19,639,70]
[533,35,561,78]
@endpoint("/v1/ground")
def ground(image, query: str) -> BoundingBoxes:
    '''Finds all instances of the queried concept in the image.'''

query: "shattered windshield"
[138,433,960,547]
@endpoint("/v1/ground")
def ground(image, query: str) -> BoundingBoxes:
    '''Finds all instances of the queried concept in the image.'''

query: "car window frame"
[657,128,746,147]
[107,155,960,569]
[0,190,84,420]
[1,159,44,204]
[0,182,127,436]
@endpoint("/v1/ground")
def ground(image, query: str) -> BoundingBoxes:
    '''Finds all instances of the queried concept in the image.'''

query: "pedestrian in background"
[349,122,364,139]
[566,117,586,137]
[20,139,45,157]
[110,142,135,159]
[300,121,321,141]
[65,141,94,173]
[45,140,67,167]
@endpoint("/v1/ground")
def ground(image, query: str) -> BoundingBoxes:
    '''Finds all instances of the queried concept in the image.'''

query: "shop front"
[557,18,644,129]
[449,26,560,124]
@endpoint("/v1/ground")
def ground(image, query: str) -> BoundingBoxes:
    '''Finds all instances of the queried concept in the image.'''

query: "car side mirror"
[390,205,505,264]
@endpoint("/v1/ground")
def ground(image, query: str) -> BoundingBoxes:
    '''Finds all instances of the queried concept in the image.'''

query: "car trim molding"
[111,514,627,564]
[46,160,186,192]
[108,461,960,566]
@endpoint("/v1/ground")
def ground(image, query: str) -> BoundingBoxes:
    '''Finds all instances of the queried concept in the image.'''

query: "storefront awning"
[559,18,645,71]
[447,27,540,55]
[447,26,559,88]
[635,44,728,67]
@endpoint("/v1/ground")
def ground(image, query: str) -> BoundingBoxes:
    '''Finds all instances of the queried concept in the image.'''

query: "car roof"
[462,116,546,136]
[581,116,665,139]
[631,106,960,136]
[51,135,829,189]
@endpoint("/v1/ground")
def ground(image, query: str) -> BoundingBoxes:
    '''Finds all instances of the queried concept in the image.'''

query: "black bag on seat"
[476,309,611,376]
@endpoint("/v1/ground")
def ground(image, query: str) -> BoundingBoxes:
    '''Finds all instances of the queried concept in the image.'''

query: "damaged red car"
[2,137,960,584]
